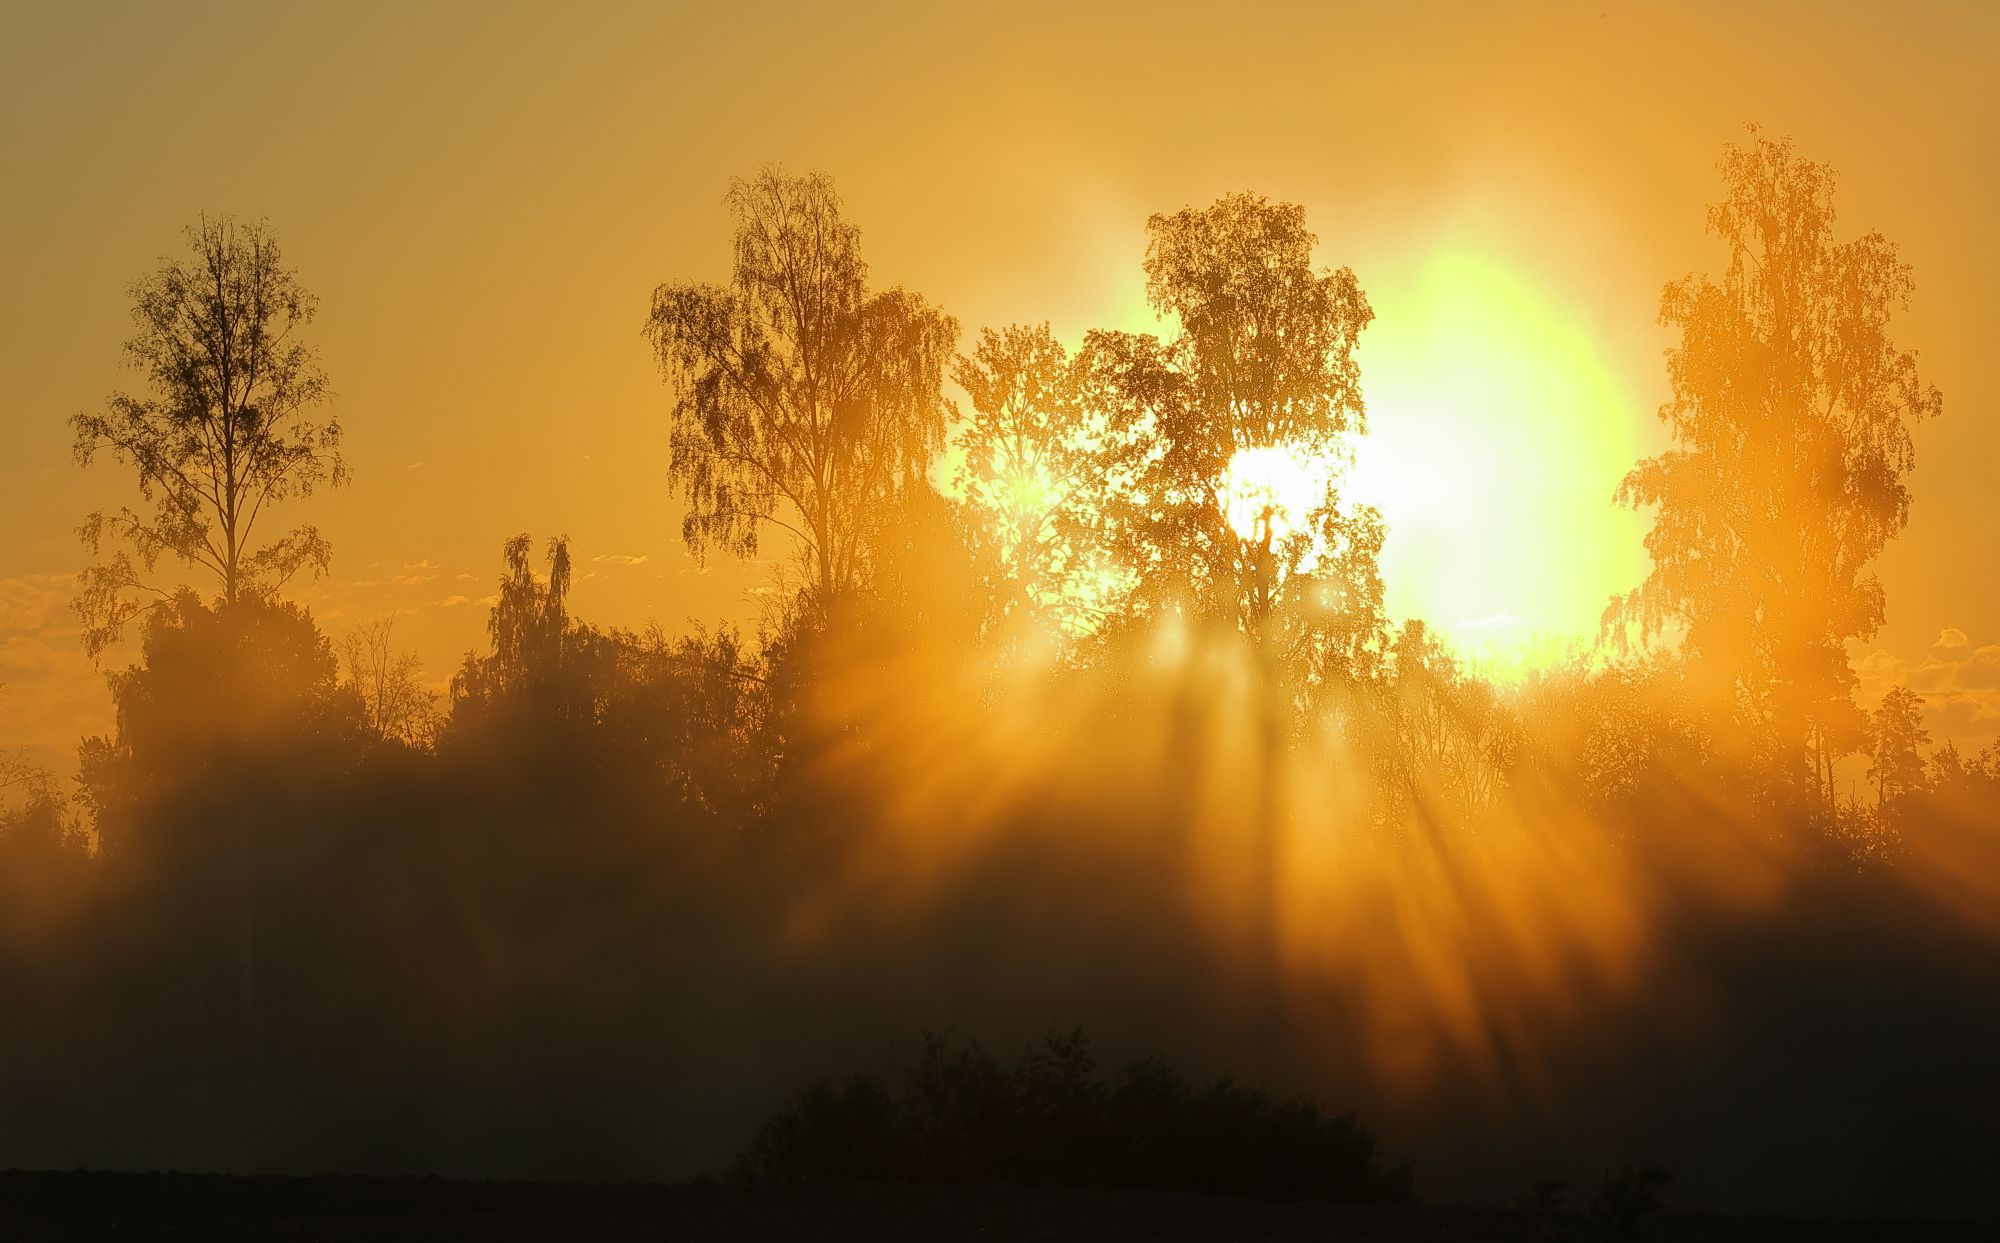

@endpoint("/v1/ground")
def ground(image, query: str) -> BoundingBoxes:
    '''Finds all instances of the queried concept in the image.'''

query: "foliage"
[1519,1167,1673,1242]
[340,617,438,746]
[79,589,358,868]
[0,788,93,958]
[1608,130,1942,799]
[645,170,958,613]
[8,135,1993,1217]
[72,215,344,658]
[949,324,1096,631]
[1077,194,1387,688]
[1588,1166,1672,1240]
[1869,685,1930,808]
[447,535,772,822]
[0,729,57,810]
[1374,620,1522,820]
[742,1029,1413,1204]
[450,534,580,720]
[5,527,1999,1209]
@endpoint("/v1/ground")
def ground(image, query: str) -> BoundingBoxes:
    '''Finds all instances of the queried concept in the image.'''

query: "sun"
[1346,249,1652,675]
[1221,445,1327,546]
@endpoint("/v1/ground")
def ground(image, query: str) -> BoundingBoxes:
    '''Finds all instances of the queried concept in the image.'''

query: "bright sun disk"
[1221,445,1327,546]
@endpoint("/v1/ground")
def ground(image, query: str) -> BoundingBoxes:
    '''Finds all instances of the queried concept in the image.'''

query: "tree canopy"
[949,323,1098,631]
[1609,130,1943,798]
[72,215,345,658]
[1082,194,1386,681]
[645,170,958,615]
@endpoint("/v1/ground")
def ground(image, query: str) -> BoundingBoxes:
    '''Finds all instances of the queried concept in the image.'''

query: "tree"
[1065,195,1385,980]
[1608,131,1942,801]
[0,756,40,803]
[1868,685,1930,808]
[0,783,94,958]
[441,536,774,826]
[77,589,356,1027]
[950,323,1097,631]
[339,617,437,745]
[1382,621,1517,822]
[1928,740,1967,791]
[0,685,52,807]
[82,590,354,855]
[72,215,346,658]
[1084,193,1385,675]
[450,534,582,722]
[645,170,957,616]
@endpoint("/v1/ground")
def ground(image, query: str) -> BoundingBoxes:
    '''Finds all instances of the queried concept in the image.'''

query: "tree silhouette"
[78,589,357,1027]
[1051,195,1391,985]
[1084,193,1385,672]
[449,534,590,726]
[1383,620,1519,822]
[1868,685,1930,808]
[0,780,92,964]
[82,591,351,853]
[1608,131,1942,803]
[338,617,437,746]
[0,687,52,805]
[645,170,958,616]
[743,1029,1412,1203]
[437,534,777,840]
[72,216,345,659]
[1930,738,2000,801]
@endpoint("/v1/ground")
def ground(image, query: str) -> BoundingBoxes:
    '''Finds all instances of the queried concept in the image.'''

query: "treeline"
[3,130,1999,1211]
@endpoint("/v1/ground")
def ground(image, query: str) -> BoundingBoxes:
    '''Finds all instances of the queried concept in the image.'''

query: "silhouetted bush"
[1589,1166,1671,1240]
[1516,1168,1672,1243]
[741,1029,1414,1204]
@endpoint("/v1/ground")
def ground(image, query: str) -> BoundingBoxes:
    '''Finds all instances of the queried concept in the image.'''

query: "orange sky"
[4,1,1997,769]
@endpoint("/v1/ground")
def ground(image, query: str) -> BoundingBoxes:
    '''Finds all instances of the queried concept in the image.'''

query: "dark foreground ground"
[2,1172,1994,1242]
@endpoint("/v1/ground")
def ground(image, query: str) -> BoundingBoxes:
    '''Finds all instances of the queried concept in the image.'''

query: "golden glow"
[3,9,1996,1170]
[989,452,1060,521]
[1349,250,1652,673]
[1220,444,1326,547]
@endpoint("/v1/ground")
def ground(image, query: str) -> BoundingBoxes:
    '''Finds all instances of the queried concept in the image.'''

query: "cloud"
[0,572,69,632]
[1856,635,2000,745]
[391,558,441,585]
[440,595,471,608]
[592,553,651,566]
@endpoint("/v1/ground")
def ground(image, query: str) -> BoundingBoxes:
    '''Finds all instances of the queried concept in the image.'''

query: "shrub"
[740,1028,1412,1203]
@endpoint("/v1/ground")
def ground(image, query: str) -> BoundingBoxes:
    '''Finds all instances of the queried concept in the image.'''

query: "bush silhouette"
[741,1029,1413,1203]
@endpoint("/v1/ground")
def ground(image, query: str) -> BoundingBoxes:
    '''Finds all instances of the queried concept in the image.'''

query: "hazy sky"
[4,1,1996,767]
